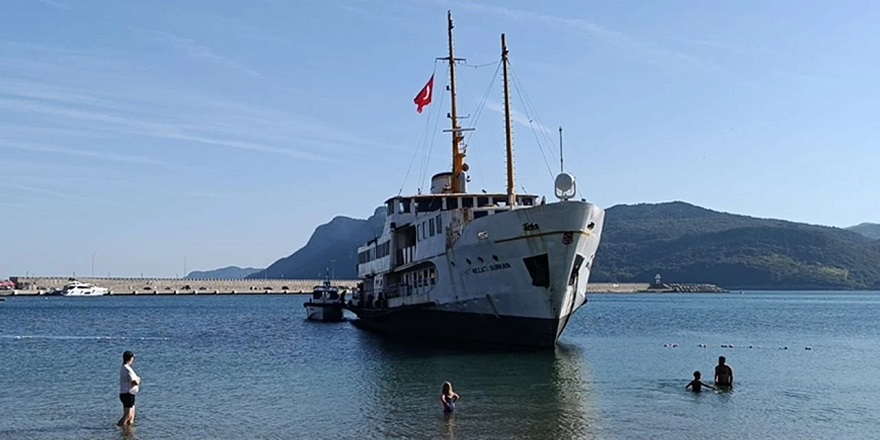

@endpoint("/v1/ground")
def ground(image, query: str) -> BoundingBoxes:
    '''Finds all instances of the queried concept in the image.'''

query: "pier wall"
[8,277,358,295]
[4,279,719,296]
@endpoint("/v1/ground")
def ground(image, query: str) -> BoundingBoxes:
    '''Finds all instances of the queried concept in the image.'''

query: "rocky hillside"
[847,222,880,240]
[186,266,261,280]
[246,207,386,280]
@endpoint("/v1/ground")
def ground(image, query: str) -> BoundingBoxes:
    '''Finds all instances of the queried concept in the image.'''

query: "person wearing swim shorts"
[117,350,141,427]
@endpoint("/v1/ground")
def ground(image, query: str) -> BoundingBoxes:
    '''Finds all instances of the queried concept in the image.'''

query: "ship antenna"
[502,33,516,207]
[559,126,564,173]
[446,11,467,193]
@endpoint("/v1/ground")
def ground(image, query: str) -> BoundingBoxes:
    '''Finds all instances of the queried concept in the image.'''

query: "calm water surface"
[1,292,879,439]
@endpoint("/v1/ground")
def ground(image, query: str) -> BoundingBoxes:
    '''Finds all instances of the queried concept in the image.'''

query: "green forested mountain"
[592,202,880,289]
[847,222,880,240]
[239,201,880,289]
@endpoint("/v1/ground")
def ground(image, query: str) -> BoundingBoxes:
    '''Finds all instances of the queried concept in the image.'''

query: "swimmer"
[685,371,715,393]
[440,381,460,413]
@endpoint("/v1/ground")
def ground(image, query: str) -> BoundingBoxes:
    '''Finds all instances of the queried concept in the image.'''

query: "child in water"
[441,381,460,413]
[686,371,715,393]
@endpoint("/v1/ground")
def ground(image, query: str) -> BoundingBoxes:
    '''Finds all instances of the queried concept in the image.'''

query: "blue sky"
[2,0,878,278]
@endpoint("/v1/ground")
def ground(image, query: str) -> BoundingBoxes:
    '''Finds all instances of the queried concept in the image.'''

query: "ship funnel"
[554,172,576,201]
[430,172,454,194]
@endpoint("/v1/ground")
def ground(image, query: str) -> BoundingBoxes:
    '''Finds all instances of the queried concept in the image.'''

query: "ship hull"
[353,200,604,348]
[305,303,344,322]
[350,308,562,348]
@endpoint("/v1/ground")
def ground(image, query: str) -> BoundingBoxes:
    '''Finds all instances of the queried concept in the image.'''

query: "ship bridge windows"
[518,196,536,206]
[446,198,458,209]
[462,197,474,208]
[416,198,443,213]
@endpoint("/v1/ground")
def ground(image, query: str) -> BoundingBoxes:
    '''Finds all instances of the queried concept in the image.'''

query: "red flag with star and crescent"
[413,74,434,113]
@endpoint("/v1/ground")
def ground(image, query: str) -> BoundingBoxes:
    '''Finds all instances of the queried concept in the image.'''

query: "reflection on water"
[357,334,600,439]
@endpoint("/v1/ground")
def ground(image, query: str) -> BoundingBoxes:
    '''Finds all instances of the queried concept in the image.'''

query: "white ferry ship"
[347,12,605,348]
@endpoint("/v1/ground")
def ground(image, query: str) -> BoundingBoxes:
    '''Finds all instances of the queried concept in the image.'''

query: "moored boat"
[303,278,345,322]
[60,281,110,297]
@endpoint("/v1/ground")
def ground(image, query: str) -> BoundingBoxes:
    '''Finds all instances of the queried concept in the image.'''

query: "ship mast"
[501,33,516,207]
[446,11,466,193]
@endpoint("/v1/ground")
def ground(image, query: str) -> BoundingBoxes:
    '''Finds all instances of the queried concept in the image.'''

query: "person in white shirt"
[117,351,141,427]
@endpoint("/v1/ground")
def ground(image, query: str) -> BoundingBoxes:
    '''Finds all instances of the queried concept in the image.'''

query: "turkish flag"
[413,74,434,113]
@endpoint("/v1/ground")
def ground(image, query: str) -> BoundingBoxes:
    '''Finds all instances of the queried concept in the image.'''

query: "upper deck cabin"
[384,169,541,221]
[384,192,540,218]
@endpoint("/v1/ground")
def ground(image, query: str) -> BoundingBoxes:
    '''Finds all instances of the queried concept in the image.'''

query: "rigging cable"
[461,60,502,192]
[398,63,439,196]
[418,75,449,191]
[460,61,502,69]
[509,64,557,181]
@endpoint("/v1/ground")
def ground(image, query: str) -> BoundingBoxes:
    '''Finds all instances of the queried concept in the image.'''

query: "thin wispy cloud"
[0,182,125,207]
[36,0,72,10]
[485,100,551,134]
[136,28,262,78]
[427,1,724,75]
[0,77,125,110]
[0,97,327,161]
[0,141,181,168]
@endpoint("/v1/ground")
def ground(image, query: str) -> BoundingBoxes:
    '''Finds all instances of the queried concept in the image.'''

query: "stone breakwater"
[7,277,358,295]
[4,278,726,296]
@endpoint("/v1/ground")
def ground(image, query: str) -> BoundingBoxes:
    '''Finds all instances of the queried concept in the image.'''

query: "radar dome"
[554,172,576,201]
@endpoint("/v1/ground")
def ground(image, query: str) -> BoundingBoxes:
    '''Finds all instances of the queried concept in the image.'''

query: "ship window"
[523,254,550,287]
[493,196,507,205]
[474,211,488,219]
[401,199,412,213]
[429,220,435,236]
[569,254,585,286]
[446,198,459,209]
[462,197,474,208]
[435,216,442,232]
[417,199,430,212]
[386,201,395,215]
[430,269,436,285]
[477,197,490,207]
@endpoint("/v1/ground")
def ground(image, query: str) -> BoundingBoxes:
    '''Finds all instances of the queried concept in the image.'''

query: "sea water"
[1,292,879,439]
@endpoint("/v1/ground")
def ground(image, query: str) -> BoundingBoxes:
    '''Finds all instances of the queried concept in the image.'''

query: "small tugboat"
[303,276,345,322]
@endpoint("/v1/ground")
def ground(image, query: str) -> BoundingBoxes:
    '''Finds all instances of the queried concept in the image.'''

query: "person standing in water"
[117,351,141,427]
[440,381,460,413]
[685,371,715,392]
[714,356,734,388]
